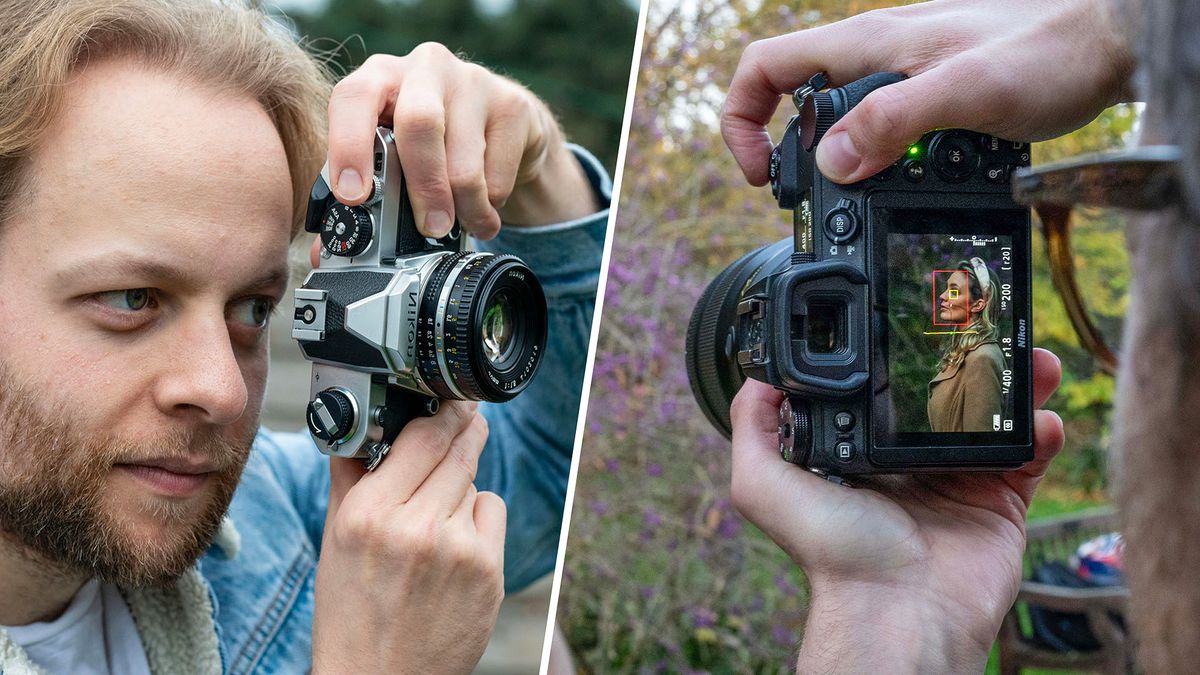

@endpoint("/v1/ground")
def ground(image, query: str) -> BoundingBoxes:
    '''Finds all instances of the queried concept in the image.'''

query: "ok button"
[824,208,859,244]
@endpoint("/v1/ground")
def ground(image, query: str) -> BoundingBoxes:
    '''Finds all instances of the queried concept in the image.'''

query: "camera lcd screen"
[870,206,1031,452]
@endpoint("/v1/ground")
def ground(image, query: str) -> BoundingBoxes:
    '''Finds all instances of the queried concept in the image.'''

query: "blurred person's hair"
[1113,0,1200,671]
[0,0,332,238]
[936,258,999,373]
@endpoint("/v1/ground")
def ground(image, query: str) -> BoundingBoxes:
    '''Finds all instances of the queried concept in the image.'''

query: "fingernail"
[815,131,861,181]
[337,168,363,201]
[424,210,452,238]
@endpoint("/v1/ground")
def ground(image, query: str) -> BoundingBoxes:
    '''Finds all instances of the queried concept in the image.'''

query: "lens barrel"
[416,252,547,402]
[685,239,792,437]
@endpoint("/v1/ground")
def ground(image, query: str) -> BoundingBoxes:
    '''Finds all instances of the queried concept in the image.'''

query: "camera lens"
[416,252,547,402]
[481,291,516,366]
[685,239,792,437]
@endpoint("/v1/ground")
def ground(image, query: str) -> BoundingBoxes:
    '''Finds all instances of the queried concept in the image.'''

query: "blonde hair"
[937,258,1000,372]
[0,0,333,237]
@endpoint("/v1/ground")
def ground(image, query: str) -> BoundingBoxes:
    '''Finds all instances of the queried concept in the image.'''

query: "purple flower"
[640,586,656,600]
[646,462,663,477]
[772,624,794,645]
[590,500,609,516]
[691,607,717,629]
[774,574,799,596]
[605,457,621,474]
[643,508,662,528]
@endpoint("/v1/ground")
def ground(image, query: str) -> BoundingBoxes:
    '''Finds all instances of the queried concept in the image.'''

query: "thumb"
[815,68,962,184]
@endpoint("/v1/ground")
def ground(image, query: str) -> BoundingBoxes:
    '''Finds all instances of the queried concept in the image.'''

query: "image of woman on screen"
[927,257,1006,432]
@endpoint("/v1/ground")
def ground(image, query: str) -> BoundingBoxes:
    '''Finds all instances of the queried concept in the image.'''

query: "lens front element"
[482,291,516,366]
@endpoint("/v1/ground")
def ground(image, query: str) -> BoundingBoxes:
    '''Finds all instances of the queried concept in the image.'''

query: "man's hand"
[721,0,1134,185]
[730,348,1065,672]
[325,43,597,239]
[312,401,506,675]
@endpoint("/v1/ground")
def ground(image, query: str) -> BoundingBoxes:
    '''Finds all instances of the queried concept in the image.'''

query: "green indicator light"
[907,145,920,157]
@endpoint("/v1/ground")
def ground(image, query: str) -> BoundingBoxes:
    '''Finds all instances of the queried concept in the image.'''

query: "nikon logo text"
[406,289,418,348]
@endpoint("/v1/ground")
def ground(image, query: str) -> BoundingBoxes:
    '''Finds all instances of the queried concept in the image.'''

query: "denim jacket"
[0,147,608,675]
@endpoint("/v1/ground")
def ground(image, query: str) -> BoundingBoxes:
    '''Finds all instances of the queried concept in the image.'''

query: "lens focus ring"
[417,252,546,402]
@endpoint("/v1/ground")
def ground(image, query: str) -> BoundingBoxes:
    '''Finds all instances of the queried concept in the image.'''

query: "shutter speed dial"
[320,203,374,257]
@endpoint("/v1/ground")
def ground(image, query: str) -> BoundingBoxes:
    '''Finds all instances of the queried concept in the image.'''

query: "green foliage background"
[274,0,638,171]
[560,0,1134,672]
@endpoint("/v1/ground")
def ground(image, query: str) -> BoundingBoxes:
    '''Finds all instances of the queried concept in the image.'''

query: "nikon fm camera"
[293,127,547,469]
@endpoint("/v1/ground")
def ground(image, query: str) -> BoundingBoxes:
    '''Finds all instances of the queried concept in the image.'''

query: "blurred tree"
[278,0,637,170]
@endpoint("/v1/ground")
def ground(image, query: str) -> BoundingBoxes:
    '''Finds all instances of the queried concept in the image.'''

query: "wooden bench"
[998,507,1132,674]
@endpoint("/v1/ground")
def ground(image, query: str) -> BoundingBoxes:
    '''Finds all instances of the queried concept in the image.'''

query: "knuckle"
[361,53,398,73]
[412,41,454,61]
[490,89,529,127]
[447,164,486,194]
[336,507,373,542]
[332,72,383,101]
[405,424,450,463]
[853,86,911,144]
[847,7,899,39]
[398,517,443,562]
[471,221,501,241]
[463,62,492,83]
[395,106,446,142]
[486,183,511,210]
[738,38,769,70]
[446,441,478,481]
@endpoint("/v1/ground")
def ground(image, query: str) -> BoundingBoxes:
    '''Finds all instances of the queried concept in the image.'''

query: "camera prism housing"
[686,74,1034,476]
[292,127,547,466]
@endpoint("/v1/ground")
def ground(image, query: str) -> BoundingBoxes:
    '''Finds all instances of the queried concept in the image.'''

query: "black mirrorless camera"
[686,73,1034,476]
[292,127,547,469]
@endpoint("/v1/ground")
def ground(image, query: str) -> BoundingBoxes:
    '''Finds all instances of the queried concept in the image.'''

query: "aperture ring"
[434,254,475,400]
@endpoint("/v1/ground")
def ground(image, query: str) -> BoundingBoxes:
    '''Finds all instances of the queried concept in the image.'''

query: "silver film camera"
[292,127,548,469]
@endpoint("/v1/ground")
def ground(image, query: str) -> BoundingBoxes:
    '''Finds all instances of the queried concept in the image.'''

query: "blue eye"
[231,297,274,328]
[96,289,154,311]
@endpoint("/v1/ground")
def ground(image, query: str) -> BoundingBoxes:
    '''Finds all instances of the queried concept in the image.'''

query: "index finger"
[357,400,478,503]
[327,55,404,204]
[720,21,888,185]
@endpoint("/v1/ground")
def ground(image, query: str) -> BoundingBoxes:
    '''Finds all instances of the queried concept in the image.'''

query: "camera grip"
[837,72,906,112]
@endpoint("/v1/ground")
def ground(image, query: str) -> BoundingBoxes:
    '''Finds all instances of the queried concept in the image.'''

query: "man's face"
[0,58,293,585]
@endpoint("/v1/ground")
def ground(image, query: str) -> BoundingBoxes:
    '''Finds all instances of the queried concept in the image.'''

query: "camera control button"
[824,207,858,244]
[902,159,925,182]
[835,441,856,462]
[834,411,855,432]
[929,130,980,182]
[985,164,1010,184]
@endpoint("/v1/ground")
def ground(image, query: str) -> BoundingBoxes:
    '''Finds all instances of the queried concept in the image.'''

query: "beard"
[0,368,252,587]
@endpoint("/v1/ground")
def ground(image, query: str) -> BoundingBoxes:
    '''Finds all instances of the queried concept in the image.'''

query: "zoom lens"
[685,239,792,437]
[417,252,547,402]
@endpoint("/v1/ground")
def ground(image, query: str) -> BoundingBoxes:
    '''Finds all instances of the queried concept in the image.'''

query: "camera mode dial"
[307,388,358,443]
[778,397,813,465]
[320,203,374,257]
